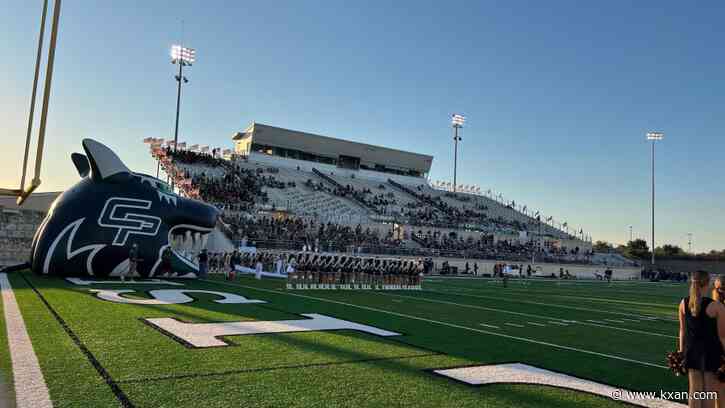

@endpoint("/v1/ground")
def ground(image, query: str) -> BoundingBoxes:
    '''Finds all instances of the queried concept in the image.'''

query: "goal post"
[0,0,61,206]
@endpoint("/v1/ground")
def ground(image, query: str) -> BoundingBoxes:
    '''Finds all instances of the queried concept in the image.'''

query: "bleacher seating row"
[152,146,596,264]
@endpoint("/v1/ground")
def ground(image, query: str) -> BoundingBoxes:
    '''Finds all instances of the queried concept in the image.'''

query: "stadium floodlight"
[646,130,664,269]
[171,45,196,65]
[452,114,465,127]
[646,131,663,141]
[451,114,465,192]
[168,44,197,192]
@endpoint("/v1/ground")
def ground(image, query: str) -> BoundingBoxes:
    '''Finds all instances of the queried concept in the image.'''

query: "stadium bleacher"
[151,144,598,266]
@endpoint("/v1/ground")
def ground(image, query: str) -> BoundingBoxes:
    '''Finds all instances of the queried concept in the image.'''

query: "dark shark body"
[30,139,219,278]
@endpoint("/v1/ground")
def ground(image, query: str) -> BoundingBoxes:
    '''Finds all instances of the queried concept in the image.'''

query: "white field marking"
[604,319,627,324]
[145,313,400,348]
[378,292,677,339]
[551,294,677,311]
[527,322,546,327]
[66,277,183,286]
[479,323,500,329]
[90,289,265,305]
[548,321,569,326]
[586,319,604,324]
[0,273,52,408]
[505,323,525,328]
[434,363,684,408]
[204,279,668,369]
[426,287,673,322]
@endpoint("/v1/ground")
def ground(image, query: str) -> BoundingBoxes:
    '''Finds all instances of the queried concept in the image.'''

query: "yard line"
[548,321,569,326]
[378,292,676,339]
[505,323,525,328]
[550,294,677,310]
[527,322,546,327]
[479,323,500,329]
[205,279,668,370]
[586,320,604,324]
[425,287,675,322]
[604,319,627,324]
[0,273,52,408]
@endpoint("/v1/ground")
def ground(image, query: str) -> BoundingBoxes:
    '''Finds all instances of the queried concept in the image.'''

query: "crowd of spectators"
[331,184,399,214]
[411,229,590,263]
[159,149,590,264]
[641,268,687,282]
[167,149,299,211]
[221,216,402,253]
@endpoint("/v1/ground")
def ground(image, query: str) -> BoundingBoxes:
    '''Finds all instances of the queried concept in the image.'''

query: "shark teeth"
[170,229,211,265]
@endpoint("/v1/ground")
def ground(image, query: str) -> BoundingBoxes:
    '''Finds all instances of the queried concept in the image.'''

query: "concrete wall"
[0,207,45,266]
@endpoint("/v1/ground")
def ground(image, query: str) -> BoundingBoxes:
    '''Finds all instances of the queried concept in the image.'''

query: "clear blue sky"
[2,1,723,252]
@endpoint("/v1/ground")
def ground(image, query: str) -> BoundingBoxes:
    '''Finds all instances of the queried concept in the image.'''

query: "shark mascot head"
[29,139,220,278]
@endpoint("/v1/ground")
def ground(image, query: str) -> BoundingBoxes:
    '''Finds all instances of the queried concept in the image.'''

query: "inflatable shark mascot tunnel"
[27,139,219,278]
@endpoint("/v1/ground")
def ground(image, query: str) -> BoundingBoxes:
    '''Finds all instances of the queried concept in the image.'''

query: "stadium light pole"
[646,131,663,269]
[170,44,195,152]
[451,114,465,192]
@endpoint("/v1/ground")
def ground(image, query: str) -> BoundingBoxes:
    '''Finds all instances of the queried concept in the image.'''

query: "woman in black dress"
[678,270,725,408]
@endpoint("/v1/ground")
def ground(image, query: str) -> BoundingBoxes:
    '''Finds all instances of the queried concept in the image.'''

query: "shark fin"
[82,139,130,181]
[71,153,90,178]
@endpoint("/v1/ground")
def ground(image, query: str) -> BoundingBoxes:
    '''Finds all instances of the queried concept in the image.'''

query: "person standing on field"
[160,247,173,277]
[712,276,724,304]
[197,249,209,279]
[123,243,140,282]
[678,270,725,408]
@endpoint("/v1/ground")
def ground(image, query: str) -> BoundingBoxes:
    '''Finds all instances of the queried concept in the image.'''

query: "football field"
[0,272,687,407]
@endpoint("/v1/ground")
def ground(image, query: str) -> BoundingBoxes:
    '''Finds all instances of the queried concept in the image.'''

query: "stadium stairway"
[311,168,378,214]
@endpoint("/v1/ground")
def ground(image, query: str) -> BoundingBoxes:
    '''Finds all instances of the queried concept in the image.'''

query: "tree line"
[593,239,725,262]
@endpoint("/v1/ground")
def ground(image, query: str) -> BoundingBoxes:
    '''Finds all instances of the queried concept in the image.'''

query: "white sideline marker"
[435,363,684,408]
[0,273,52,408]
[479,323,500,329]
[527,322,546,327]
[66,277,184,286]
[548,321,568,326]
[505,323,525,328]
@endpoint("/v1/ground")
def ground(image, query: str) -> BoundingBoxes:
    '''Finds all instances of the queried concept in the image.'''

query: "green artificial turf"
[0,272,690,407]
